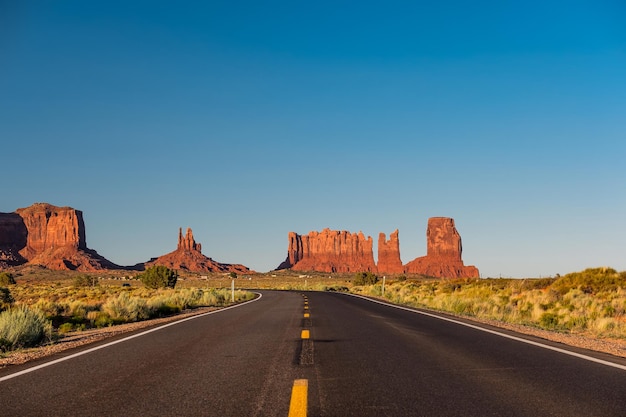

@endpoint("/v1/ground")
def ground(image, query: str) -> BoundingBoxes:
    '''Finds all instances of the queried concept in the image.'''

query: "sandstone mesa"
[1,203,479,278]
[0,203,117,271]
[0,203,252,273]
[277,217,479,279]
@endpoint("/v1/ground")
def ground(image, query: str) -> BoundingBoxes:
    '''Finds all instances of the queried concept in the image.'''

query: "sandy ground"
[2,299,626,369]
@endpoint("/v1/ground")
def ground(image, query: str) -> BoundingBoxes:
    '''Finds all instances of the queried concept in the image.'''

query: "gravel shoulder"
[461,315,626,358]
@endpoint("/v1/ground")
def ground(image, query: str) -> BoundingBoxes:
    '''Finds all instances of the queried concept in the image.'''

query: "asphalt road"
[2,290,626,416]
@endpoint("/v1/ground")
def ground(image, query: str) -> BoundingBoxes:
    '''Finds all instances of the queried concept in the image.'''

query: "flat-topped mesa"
[277,228,376,273]
[16,203,87,258]
[404,217,479,278]
[276,217,479,278]
[147,227,252,274]
[0,203,118,271]
[178,227,201,252]
[377,230,403,274]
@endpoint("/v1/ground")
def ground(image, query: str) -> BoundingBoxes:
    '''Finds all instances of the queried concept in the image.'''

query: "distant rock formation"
[277,228,376,273]
[0,213,28,267]
[178,227,201,252]
[277,217,479,279]
[0,203,118,271]
[377,230,403,274]
[146,228,252,274]
[403,217,479,278]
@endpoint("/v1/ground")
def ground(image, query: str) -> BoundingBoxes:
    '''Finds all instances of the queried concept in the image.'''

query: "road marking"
[287,379,308,417]
[304,305,309,310]
[303,313,310,318]
[343,293,626,372]
[301,329,310,339]
[0,293,263,383]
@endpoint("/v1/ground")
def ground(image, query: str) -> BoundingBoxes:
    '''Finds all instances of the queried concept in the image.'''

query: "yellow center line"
[301,329,310,339]
[288,379,308,417]
[303,313,310,318]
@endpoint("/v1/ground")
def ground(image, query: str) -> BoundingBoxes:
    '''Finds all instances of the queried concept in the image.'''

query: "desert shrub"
[102,292,152,323]
[0,272,16,286]
[58,322,75,333]
[0,287,14,311]
[72,274,99,288]
[518,278,554,291]
[396,275,407,282]
[0,306,51,351]
[353,272,379,286]
[87,311,113,328]
[551,268,626,295]
[139,266,178,289]
[323,286,350,292]
[539,312,560,329]
[31,298,66,320]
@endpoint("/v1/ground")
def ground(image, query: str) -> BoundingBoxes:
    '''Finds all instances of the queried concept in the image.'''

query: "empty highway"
[2,290,626,416]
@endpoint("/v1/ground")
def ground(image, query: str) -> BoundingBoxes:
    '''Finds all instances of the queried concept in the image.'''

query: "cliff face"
[377,230,403,274]
[0,213,28,267]
[0,203,117,271]
[15,203,87,259]
[404,217,479,278]
[146,228,252,274]
[277,228,376,273]
[277,218,479,278]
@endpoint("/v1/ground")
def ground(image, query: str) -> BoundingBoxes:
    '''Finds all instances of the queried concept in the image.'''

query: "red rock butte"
[277,229,376,273]
[277,217,479,279]
[146,227,253,274]
[0,203,253,273]
[0,203,118,271]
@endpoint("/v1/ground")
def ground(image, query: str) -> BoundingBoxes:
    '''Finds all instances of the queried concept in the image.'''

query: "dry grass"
[2,269,256,342]
[5,266,625,354]
[353,268,626,339]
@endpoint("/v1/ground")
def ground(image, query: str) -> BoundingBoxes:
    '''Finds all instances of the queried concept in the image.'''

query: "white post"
[231,279,235,302]
[382,276,386,297]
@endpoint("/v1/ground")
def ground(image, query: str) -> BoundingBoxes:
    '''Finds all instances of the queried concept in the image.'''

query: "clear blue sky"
[2,1,625,277]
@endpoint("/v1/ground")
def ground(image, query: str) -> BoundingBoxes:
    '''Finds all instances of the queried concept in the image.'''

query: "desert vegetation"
[352,267,626,339]
[138,265,178,289]
[0,268,255,353]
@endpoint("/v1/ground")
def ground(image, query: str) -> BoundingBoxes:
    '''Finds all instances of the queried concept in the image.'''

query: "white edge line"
[343,292,626,372]
[0,292,263,383]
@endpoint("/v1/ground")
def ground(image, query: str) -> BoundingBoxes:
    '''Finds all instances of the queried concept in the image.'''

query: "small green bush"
[0,272,16,286]
[58,322,75,333]
[139,266,178,289]
[539,312,560,329]
[352,272,379,286]
[0,287,14,310]
[72,274,99,288]
[0,306,51,351]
